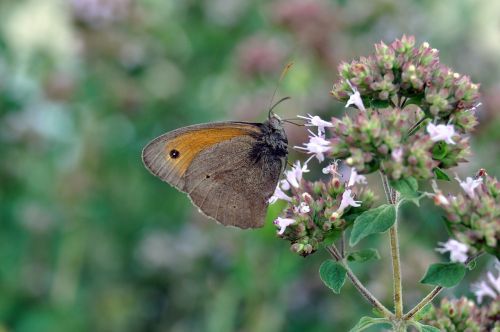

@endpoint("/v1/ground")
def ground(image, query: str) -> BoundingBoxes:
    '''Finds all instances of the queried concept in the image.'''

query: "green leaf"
[347,249,380,263]
[323,229,342,246]
[420,262,466,288]
[370,99,391,109]
[433,167,451,181]
[432,141,448,160]
[350,204,396,246]
[349,316,391,332]
[389,177,419,199]
[404,95,425,107]
[409,321,441,332]
[319,260,347,294]
[413,303,433,321]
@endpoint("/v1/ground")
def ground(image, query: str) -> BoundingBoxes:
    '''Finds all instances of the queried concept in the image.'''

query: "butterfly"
[141,101,289,229]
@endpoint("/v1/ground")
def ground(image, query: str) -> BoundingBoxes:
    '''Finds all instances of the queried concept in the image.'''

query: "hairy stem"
[390,215,403,318]
[403,251,485,320]
[381,172,404,318]
[326,245,394,318]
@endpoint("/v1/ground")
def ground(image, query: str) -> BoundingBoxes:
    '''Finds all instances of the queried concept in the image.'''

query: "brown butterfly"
[142,101,289,229]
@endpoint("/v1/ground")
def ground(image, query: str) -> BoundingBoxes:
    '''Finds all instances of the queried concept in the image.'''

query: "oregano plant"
[269,36,499,331]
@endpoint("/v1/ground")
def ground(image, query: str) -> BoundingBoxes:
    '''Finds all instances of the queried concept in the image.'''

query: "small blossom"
[345,80,366,111]
[337,189,361,214]
[391,147,404,163]
[455,174,483,199]
[426,123,456,144]
[297,114,333,136]
[435,239,468,263]
[431,180,451,206]
[322,160,341,176]
[273,217,296,235]
[471,281,498,304]
[269,185,292,204]
[285,160,309,188]
[294,202,310,214]
[280,179,290,191]
[347,168,367,187]
[294,130,332,162]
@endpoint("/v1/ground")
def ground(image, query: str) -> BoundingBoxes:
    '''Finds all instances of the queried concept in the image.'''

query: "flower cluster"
[432,170,500,257]
[331,35,480,125]
[324,35,479,180]
[327,106,470,179]
[421,297,499,332]
[270,161,375,256]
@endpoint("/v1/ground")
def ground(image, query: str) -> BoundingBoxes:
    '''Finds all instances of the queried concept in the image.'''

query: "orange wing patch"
[163,126,257,177]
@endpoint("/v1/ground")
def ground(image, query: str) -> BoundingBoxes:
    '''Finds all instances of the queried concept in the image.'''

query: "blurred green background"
[0,0,498,331]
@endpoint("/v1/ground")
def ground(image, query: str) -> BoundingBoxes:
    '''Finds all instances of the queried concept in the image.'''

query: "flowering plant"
[270,36,499,331]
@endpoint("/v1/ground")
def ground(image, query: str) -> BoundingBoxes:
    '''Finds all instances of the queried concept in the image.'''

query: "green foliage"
[433,168,451,181]
[420,263,467,288]
[319,260,347,294]
[347,249,380,263]
[389,177,419,199]
[350,204,396,246]
[348,316,391,332]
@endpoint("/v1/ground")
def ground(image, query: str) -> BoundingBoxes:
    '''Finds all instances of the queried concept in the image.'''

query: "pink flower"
[345,80,366,111]
[274,217,296,235]
[435,239,468,263]
[347,168,367,187]
[472,261,499,303]
[426,123,456,144]
[455,174,483,199]
[297,114,333,136]
[284,160,309,188]
[268,185,292,204]
[294,130,331,162]
[338,189,361,212]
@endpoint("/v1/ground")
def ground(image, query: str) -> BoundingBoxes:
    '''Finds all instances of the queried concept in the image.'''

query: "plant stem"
[403,286,442,320]
[326,245,394,319]
[403,251,485,320]
[380,172,404,318]
[389,216,403,318]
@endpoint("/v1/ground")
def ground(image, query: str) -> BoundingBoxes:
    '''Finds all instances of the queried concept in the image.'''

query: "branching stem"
[326,245,394,319]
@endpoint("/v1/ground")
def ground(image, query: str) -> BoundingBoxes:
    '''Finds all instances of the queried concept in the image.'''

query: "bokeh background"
[0,0,498,331]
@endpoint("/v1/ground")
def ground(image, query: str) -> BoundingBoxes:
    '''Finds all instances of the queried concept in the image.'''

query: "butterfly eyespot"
[169,149,180,159]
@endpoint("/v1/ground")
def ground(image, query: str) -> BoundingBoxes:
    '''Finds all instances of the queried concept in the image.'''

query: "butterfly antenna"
[268,62,294,119]
[282,119,304,127]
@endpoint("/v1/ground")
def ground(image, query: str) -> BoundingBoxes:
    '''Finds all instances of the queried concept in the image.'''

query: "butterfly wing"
[142,122,283,228]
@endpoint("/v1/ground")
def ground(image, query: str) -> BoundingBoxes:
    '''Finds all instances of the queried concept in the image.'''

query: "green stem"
[390,215,403,318]
[380,172,404,318]
[326,246,394,319]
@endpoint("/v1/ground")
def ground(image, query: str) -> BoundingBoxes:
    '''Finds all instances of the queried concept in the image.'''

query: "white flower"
[347,168,367,187]
[435,239,468,263]
[455,174,483,199]
[295,202,310,214]
[345,80,366,111]
[273,217,296,235]
[391,147,404,163]
[322,160,341,176]
[297,114,333,136]
[280,179,290,191]
[285,160,309,188]
[337,189,362,213]
[471,281,497,304]
[268,185,292,204]
[426,123,456,145]
[294,130,331,162]
[472,259,500,303]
